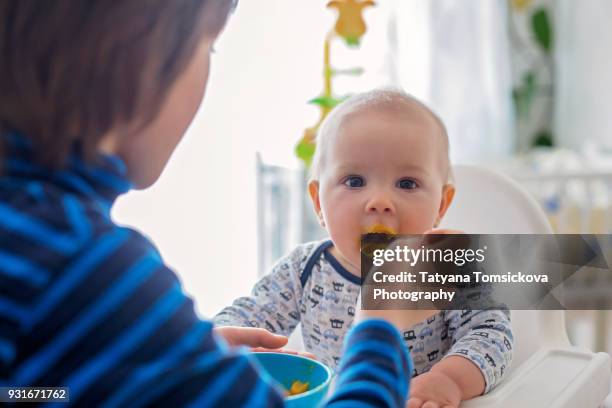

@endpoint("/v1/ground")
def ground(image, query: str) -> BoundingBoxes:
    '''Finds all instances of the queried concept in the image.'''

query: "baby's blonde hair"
[310,88,452,184]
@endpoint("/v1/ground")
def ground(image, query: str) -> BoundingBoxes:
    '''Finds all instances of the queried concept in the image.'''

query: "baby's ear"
[436,184,456,224]
[308,180,323,221]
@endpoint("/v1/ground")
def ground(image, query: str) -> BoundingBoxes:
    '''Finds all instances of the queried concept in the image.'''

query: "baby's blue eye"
[397,178,418,190]
[343,176,365,188]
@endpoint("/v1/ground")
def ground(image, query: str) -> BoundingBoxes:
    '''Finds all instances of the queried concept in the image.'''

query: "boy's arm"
[326,319,413,408]
[0,316,17,384]
[443,308,514,395]
[214,247,306,336]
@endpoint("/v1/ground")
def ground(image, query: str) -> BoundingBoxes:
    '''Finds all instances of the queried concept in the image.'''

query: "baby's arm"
[214,246,307,336]
[407,309,513,408]
[444,308,513,393]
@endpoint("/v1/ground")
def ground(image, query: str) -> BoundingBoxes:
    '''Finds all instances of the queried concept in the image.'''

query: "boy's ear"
[435,184,456,226]
[308,180,325,227]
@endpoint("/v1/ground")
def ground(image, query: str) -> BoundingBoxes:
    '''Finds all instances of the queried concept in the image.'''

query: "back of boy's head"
[310,88,451,183]
[0,0,236,168]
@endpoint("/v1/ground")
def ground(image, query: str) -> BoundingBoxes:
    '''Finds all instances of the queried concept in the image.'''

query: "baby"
[215,88,513,406]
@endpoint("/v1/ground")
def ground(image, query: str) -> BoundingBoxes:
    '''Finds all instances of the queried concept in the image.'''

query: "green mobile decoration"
[295,0,375,166]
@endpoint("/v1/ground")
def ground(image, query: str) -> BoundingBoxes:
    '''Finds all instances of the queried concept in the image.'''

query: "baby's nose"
[366,193,395,213]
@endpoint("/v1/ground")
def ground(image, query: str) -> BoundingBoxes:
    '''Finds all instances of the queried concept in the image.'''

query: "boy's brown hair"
[0,0,235,167]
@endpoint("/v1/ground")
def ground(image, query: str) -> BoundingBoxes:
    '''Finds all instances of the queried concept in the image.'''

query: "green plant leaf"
[512,71,537,118]
[295,140,316,166]
[532,129,554,147]
[531,8,552,52]
[308,96,343,109]
[343,36,360,47]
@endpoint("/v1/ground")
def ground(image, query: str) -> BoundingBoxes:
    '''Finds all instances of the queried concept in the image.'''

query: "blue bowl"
[252,352,332,408]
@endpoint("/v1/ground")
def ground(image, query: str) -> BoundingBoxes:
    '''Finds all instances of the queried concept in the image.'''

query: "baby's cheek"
[403,203,440,232]
[330,222,360,260]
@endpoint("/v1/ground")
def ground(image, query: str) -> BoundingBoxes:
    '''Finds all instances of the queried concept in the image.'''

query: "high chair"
[256,157,612,407]
[440,164,611,408]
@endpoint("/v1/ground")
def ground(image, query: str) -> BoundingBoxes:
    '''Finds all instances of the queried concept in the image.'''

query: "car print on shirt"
[308,295,320,308]
[485,353,496,367]
[419,327,433,339]
[265,320,276,332]
[325,290,340,303]
[471,354,486,369]
[330,318,344,329]
[404,330,416,341]
[263,303,277,313]
[441,326,448,341]
[236,309,250,320]
[312,285,325,297]
[323,329,339,341]
[473,322,495,330]
[254,312,266,322]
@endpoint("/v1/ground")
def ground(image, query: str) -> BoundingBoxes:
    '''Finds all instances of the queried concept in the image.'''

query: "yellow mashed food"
[364,224,397,235]
[287,380,309,396]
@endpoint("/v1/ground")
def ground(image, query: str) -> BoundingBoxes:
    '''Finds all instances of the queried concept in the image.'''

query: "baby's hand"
[407,370,461,408]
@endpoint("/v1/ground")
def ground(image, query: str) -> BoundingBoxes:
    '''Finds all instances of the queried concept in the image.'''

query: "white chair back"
[440,164,570,370]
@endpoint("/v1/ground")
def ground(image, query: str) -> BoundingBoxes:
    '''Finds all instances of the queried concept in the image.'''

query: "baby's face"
[312,107,453,272]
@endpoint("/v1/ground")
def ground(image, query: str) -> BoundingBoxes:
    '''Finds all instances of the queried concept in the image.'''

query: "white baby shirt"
[214,240,513,392]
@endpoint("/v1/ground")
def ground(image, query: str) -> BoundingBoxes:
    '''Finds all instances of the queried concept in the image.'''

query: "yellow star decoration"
[510,0,532,11]
[327,0,375,46]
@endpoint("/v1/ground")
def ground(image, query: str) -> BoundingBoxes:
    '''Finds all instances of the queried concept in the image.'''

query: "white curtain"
[391,0,515,164]
[555,0,612,152]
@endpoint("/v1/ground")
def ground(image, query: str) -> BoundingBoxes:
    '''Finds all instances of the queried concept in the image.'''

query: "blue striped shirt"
[0,133,412,407]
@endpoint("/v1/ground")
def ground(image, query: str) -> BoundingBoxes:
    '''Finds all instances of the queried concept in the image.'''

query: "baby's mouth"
[361,224,397,244]
[363,224,397,235]
[361,224,397,258]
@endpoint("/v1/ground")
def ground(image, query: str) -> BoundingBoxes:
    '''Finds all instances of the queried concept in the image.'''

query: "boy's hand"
[214,326,317,359]
[214,326,288,348]
[406,370,461,408]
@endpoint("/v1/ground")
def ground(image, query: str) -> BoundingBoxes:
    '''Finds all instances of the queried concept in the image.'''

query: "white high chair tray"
[461,347,611,408]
